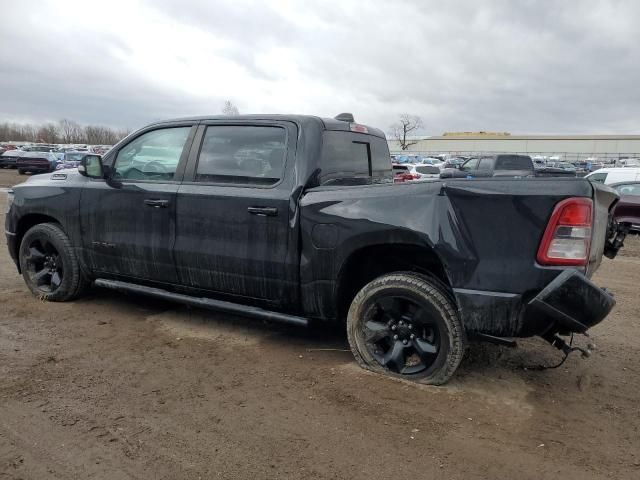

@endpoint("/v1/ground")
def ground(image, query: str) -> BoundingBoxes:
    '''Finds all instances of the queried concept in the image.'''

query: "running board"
[94,279,309,327]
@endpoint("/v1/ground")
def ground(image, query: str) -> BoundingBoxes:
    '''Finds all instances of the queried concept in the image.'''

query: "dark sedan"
[611,181,640,233]
[0,150,27,169]
[16,151,60,174]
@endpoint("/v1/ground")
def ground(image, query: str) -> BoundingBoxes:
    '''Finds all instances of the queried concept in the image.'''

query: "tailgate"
[586,182,621,276]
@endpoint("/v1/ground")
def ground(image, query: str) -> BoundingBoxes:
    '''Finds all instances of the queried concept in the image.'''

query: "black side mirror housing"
[78,155,105,178]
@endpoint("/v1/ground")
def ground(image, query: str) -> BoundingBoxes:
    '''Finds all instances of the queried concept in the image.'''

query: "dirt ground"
[1,168,639,479]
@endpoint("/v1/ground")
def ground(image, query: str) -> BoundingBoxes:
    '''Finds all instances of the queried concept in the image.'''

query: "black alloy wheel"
[23,238,64,293]
[362,295,441,374]
[347,272,466,385]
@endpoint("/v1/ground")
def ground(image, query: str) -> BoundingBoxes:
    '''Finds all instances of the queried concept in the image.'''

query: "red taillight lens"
[537,198,593,266]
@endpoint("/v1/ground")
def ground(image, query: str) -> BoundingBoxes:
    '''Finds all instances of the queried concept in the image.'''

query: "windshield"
[65,153,84,161]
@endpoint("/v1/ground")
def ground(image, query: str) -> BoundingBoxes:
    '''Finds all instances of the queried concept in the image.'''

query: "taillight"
[537,197,593,266]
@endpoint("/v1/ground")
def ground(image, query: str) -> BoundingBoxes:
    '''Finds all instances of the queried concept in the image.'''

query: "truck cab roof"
[145,114,387,139]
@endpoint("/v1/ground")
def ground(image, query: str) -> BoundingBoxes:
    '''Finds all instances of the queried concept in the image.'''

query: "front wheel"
[17,169,25,174]
[347,272,466,385]
[19,223,89,301]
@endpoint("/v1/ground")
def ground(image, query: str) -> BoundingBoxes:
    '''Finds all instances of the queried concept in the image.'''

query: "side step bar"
[94,279,309,327]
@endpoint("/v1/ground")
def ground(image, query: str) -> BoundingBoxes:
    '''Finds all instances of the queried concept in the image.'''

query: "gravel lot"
[1,168,639,479]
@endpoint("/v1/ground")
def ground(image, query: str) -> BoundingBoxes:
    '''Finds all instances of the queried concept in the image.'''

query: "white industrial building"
[388,134,640,161]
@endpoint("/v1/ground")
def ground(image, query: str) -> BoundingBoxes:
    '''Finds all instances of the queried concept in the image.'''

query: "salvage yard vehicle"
[392,163,441,182]
[440,154,535,179]
[4,114,628,385]
[16,151,60,174]
[586,167,640,185]
[611,182,640,233]
[0,149,26,168]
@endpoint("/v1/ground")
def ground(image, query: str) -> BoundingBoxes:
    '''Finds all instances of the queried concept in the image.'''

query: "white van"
[585,168,640,185]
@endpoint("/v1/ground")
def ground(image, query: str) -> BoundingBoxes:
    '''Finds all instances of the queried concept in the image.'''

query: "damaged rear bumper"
[455,269,615,338]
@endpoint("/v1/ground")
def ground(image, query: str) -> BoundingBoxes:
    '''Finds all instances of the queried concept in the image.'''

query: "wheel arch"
[335,243,453,322]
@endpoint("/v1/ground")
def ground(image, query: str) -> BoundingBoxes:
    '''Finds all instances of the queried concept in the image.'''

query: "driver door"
[80,124,196,284]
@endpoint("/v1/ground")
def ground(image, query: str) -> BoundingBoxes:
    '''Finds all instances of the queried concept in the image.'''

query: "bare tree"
[389,114,424,150]
[0,119,129,145]
[37,123,59,143]
[222,100,240,116]
[58,119,84,143]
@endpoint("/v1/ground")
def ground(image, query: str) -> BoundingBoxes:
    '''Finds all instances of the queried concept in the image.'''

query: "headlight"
[5,189,14,214]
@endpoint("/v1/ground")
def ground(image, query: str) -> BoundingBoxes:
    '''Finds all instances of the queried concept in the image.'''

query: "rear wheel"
[347,272,466,385]
[19,223,89,301]
[18,169,25,174]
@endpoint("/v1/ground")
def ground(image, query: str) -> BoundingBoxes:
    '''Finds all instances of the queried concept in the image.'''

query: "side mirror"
[78,155,104,178]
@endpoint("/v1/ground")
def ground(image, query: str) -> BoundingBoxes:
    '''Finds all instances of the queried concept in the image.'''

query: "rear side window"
[496,155,533,170]
[195,126,286,185]
[588,172,607,183]
[320,132,392,186]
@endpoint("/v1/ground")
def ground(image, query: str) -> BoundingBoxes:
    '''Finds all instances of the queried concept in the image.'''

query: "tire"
[347,272,466,385]
[19,223,89,302]
[18,169,25,175]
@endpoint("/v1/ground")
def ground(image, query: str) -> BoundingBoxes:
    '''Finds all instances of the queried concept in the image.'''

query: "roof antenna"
[334,113,355,122]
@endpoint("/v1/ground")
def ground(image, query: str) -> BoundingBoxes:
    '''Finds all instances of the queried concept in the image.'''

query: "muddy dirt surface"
[1,168,639,479]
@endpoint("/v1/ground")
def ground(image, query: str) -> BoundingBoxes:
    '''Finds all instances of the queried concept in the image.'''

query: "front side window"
[461,158,479,172]
[114,127,191,181]
[195,126,286,185]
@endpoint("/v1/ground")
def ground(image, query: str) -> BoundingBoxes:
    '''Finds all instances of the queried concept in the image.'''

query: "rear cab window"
[496,155,533,170]
[320,131,392,185]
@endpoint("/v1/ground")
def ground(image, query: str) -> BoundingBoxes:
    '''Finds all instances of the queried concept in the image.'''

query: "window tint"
[477,157,493,170]
[588,172,607,183]
[614,183,640,196]
[370,136,393,182]
[195,126,286,185]
[460,158,479,171]
[320,132,392,186]
[495,155,533,170]
[416,165,440,174]
[114,127,190,181]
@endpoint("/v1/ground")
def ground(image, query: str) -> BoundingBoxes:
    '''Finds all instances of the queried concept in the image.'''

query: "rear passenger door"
[174,121,299,307]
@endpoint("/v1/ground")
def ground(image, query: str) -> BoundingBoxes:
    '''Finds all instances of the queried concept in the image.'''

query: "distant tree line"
[0,119,131,145]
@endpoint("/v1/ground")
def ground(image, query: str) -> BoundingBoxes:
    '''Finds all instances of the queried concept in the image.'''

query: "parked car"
[620,158,640,168]
[0,149,27,169]
[22,144,56,152]
[5,113,625,385]
[610,182,640,233]
[440,154,534,178]
[55,151,99,170]
[585,167,640,185]
[442,157,466,169]
[392,163,440,182]
[16,151,60,174]
[548,161,577,173]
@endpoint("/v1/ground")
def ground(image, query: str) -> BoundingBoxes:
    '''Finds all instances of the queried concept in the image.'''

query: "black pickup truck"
[4,114,627,384]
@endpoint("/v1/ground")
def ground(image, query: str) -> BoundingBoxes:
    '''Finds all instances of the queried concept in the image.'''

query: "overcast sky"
[1,0,639,135]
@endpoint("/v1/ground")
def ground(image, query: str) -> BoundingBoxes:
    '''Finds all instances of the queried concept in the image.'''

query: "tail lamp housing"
[537,197,593,266]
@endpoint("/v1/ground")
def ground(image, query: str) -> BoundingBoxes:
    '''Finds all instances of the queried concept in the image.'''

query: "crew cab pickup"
[5,114,627,384]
